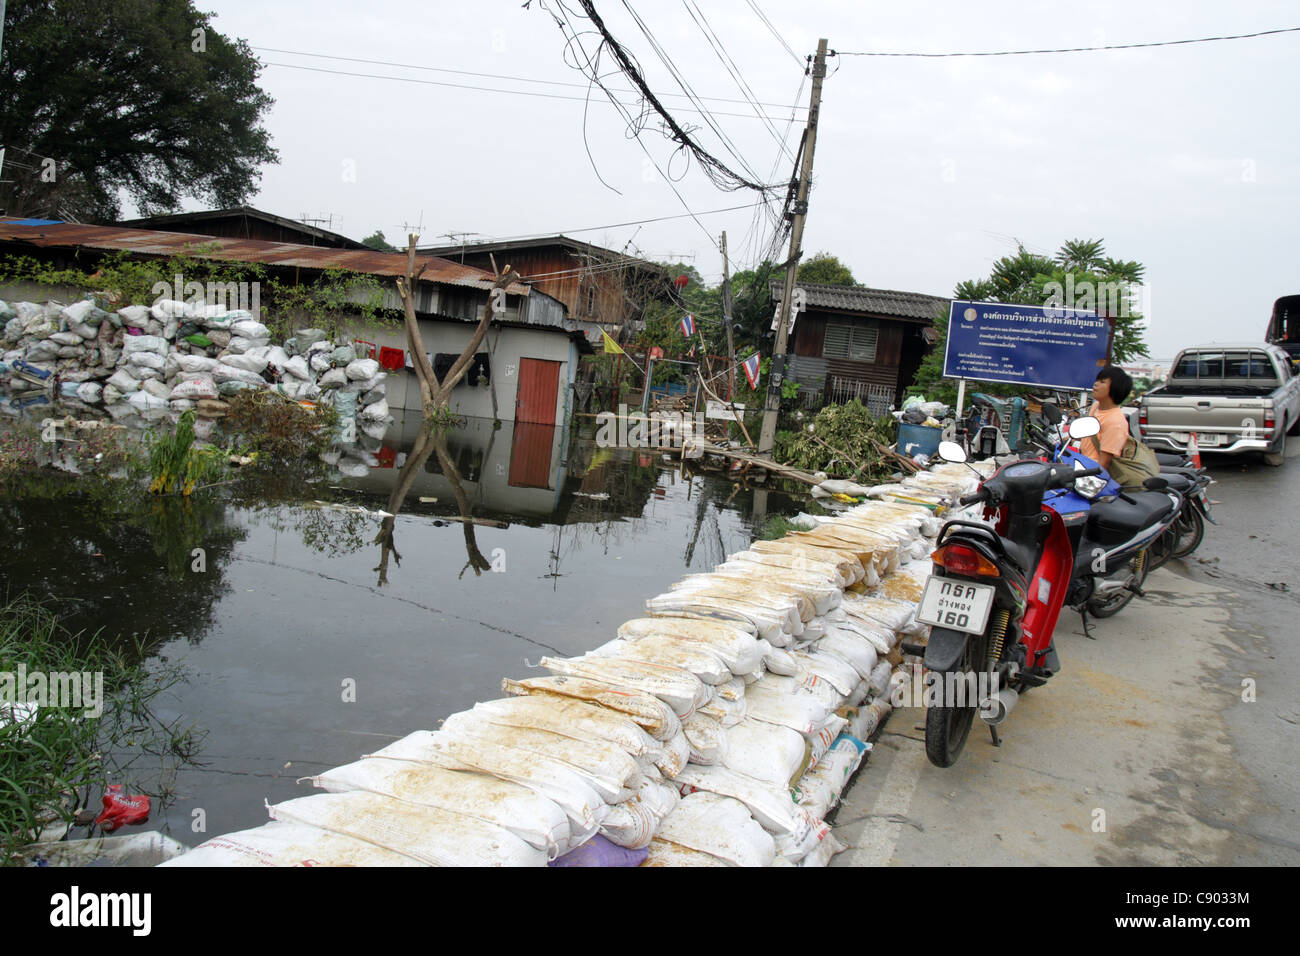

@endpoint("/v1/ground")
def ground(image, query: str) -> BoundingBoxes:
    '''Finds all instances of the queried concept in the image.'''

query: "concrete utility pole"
[758,38,828,457]
[720,230,735,399]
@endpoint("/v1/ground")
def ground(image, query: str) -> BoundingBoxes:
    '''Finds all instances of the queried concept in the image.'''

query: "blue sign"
[943,300,1109,390]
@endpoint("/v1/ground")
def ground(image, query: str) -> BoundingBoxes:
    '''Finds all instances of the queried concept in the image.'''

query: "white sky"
[182,0,1299,360]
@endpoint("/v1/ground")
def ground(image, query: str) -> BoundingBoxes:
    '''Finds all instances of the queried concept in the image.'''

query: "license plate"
[917,577,996,635]
[1198,433,1225,447]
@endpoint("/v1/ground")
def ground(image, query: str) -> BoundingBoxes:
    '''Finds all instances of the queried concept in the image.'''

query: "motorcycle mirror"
[1068,416,1101,440]
[1042,402,1062,426]
[937,440,967,463]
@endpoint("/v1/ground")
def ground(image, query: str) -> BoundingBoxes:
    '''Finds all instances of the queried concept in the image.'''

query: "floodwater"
[1,408,804,847]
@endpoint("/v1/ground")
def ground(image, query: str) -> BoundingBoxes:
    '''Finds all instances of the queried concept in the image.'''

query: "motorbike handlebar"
[958,489,988,507]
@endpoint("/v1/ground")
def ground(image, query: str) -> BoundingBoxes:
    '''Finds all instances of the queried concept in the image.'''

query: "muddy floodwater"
[1,410,804,845]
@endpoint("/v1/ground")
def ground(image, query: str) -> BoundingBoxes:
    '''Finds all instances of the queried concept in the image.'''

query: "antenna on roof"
[298,212,340,245]
[441,231,481,263]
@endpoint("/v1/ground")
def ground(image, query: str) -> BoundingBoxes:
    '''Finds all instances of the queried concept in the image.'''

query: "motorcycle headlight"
[1074,474,1107,499]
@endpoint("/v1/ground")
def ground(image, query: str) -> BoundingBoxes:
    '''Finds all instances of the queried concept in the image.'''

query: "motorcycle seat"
[1155,452,1190,467]
[1086,492,1175,547]
[1159,471,1195,492]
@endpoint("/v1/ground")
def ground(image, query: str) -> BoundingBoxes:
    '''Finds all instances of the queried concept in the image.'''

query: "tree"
[797,251,856,286]
[360,230,397,253]
[909,240,1150,406]
[0,0,278,220]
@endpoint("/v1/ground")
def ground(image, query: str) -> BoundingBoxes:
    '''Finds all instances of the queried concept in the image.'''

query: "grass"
[0,596,201,865]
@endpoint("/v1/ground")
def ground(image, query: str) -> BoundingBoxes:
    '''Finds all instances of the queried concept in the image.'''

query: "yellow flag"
[601,329,625,355]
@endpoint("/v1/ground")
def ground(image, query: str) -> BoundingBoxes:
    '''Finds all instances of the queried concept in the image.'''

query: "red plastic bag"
[94,784,150,831]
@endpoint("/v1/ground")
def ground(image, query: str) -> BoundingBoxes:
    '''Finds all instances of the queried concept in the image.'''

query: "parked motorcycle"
[918,418,1105,768]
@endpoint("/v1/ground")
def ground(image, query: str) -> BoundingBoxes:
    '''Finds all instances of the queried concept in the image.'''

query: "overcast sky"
[183,0,1298,361]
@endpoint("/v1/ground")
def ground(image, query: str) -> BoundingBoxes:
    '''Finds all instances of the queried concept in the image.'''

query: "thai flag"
[743,352,761,389]
[680,313,695,338]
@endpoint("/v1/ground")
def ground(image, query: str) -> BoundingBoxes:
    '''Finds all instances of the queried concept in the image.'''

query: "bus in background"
[1267,294,1300,368]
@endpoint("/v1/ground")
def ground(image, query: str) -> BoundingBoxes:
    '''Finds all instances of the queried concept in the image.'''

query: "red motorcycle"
[916,423,1103,767]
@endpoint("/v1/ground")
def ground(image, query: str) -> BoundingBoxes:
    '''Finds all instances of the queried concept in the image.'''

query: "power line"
[252,45,806,111]
[745,0,805,68]
[258,61,800,122]
[834,25,1300,57]
[440,201,766,245]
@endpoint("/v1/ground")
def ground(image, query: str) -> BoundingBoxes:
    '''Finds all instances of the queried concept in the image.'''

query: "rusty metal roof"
[770,278,949,322]
[0,218,531,295]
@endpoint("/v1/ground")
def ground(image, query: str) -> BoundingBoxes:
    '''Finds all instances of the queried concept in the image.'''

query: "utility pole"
[758,38,828,457]
[720,230,735,400]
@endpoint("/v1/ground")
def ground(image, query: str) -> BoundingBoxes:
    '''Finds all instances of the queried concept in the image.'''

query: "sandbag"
[283,355,311,380]
[722,717,808,788]
[222,352,268,375]
[589,636,732,686]
[231,319,270,340]
[176,354,219,373]
[319,367,348,389]
[268,791,547,867]
[655,792,775,867]
[358,398,388,422]
[598,778,679,849]
[538,655,708,719]
[106,369,142,393]
[171,377,219,401]
[346,357,380,381]
[76,382,103,404]
[468,696,661,760]
[160,822,422,867]
[501,675,682,741]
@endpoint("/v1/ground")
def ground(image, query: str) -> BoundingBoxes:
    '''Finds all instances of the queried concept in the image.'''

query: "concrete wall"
[345,317,577,424]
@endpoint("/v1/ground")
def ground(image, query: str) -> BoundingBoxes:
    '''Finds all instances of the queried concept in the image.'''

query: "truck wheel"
[1264,422,1287,467]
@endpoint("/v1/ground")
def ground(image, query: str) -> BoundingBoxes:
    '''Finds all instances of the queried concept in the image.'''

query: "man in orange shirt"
[1079,365,1132,471]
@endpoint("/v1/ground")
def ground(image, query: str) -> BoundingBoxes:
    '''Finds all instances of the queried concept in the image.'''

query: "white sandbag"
[76,382,103,404]
[792,650,860,697]
[370,730,609,836]
[175,353,219,373]
[642,839,731,867]
[307,758,571,855]
[346,357,380,381]
[869,661,894,699]
[761,642,798,676]
[358,372,387,393]
[170,377,219,401]
[682,713,728,766]
[360,386,386,406]
[358,398,388,422]
[268,791,547,867]
[127,390,169,412]
[121,333,167,355]
[212,363,266,386]
[618,618,763,676]
[501,675,682,741]
[310,353,332,374]
[222,352,268,374]
[815,630,880,679]
[470,696,661,760]
[126,350,166,371]
[654,729,691,779]
[675,764,829,862]
[49,330,83,346]
[744,678,833,734]
[590,636,732,686]
[439,713,643,803]
[231,319,270,339]
[150,299,188,321]
[318,367,348,390]
[226,335,268,354]
[141,378,173,400]
[644,593,789,645]
[24,340,59,361]
[599,777,680,849]
[169,399,195,412]
[160,822,422,867]
[805,713,849,768]
[723,717,808,788]
[655,792,775,867]
[106,369,142,393]
[797,829,846,867]
[827,616,895,655]
[795,734,869,819]
[538,655,708,719]
[696,693,746,727]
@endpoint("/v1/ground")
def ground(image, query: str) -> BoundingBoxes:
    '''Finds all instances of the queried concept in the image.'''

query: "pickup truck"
[1138,344,1300,467]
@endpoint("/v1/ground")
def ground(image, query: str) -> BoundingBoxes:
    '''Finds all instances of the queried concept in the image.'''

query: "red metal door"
[508,422,556,488]
[515,358,561,425]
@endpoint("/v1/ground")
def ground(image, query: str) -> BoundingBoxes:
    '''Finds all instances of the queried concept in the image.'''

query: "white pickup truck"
[1138,344,1300,467]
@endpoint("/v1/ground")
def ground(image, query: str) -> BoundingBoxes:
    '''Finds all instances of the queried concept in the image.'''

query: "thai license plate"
[917,577,996,635]
[1198,433,1225,447]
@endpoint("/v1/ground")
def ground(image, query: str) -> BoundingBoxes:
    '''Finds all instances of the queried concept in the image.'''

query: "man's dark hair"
[1096,364,1132,404]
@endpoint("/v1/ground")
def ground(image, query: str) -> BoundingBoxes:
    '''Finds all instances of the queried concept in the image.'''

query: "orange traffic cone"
[1188,431,1202,469]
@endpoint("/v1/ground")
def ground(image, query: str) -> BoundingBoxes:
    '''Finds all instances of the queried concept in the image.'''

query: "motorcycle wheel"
[1147,525,1176,571]
[924,631,991,768]
[1170,507,1206,559]
[1086,548,1151,619]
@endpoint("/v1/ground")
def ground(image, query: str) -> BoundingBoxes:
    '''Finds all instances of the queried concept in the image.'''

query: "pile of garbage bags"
[163,461,991,868]
[0,297,389,440]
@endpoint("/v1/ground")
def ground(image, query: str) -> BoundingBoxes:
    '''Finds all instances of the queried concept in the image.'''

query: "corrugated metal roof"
[771,279,949,321]
[0,218,530,295]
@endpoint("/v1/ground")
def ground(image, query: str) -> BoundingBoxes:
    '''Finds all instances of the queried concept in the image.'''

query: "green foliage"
[216,391,334,460]
[773,400,900,481]
[0,596,200,865]
[360,230,398,253]
[797,252,856,286]
[145,411,226,495]
[0,0,278,220]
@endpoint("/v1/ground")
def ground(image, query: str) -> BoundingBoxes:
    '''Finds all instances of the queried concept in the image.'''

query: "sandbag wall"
[0,297,389,444]
[163,461,992,868]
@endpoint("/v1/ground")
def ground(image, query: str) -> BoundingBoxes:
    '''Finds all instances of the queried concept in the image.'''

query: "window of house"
[586,287,595,315]
[822,322,878,362]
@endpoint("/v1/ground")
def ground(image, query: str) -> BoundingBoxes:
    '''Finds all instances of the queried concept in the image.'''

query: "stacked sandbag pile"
[0,298,389,445]
[163,459,993,868]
